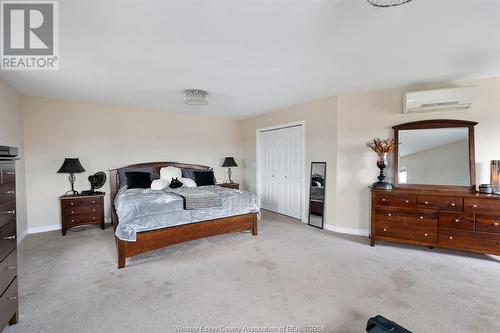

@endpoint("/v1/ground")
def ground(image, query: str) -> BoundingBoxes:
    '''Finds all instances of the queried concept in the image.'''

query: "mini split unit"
[403,86,477,114]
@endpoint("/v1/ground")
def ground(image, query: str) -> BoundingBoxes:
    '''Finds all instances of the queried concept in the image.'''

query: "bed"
[110,162,259,268]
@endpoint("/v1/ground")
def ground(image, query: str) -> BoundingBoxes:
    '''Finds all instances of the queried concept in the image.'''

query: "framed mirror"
[308,162,326,229]
[393,119,477,191]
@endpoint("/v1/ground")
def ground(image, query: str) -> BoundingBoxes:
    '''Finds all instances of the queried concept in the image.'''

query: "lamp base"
[370,181,393,190]
[63,190,80,196]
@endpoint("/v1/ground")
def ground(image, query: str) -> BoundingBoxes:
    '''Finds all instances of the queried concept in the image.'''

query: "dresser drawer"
[0,249,16,295]
[439,229,500,252]
[376,222,437,244]
[375,207,405,223]
[464,198,500,213]
[0,278,17,329]
[0,183,15,204]
[375,193,416,208]
[475,214,500,234]
[439,212,474,231]
[0,221,16,262]
[417,195,463,211]
[0,201,16,229]
[407,209,438,227]
[63,204,103,216]
[62,197,102,208]
[0,164,15,185]
[63,213,103,227]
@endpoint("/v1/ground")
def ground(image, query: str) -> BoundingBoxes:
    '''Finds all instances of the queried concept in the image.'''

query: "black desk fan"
[81,171,106,195]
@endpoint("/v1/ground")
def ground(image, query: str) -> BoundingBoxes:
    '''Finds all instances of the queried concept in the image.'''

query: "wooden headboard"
[109,162,211,229]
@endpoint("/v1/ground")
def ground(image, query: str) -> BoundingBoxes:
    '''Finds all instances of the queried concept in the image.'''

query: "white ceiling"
[1,0,499,119]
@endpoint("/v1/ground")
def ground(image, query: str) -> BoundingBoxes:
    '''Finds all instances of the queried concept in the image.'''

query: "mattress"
[114,185,260,241]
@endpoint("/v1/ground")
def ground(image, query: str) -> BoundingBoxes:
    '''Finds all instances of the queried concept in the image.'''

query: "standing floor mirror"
[308,162,326,229]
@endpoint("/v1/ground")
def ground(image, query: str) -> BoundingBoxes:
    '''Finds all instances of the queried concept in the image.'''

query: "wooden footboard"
[115,213,257,268]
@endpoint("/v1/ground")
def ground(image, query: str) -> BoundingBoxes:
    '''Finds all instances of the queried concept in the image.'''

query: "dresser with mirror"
[370,119,500,256]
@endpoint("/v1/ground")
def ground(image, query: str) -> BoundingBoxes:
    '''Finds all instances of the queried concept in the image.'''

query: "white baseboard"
[27,224,61,234]
[324,223,369,237]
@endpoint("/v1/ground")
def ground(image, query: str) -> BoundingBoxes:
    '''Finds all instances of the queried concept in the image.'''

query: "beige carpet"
[5,211,500,333]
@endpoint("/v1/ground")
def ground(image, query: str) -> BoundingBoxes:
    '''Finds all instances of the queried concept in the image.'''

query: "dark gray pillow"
[181,168,197,180]
[118,167,159,187]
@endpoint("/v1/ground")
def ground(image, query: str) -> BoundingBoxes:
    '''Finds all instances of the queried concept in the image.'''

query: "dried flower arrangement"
[366,138,396,161]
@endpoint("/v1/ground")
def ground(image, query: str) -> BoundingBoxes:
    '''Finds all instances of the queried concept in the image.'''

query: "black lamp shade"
[222,157,238,167]
[57,158,85,174]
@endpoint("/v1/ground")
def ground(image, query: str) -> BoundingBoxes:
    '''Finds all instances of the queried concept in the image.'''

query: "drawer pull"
[4,235,15,240]
[2,210,15,214]
[71,219,74,222]
[7,296,17,301]
[383,228,387,232]
[93,217,96,220]
[424,233,428,237]
[6,171,15,175]
[5,190,15,194]
[449,236,454,240]
[424,201,429,205]
[450,203,456,207]
[71,211,74,214]
[92,209,95,212]
[472,204,478,208]
[387,213,392,217]
[381,198,387,202]
[404,200,409,203]
[454,219,460,223]
[70,202,74,206]
[92,200,96,204]
[419,216,424,220]
[494,222,499,226]
[7,265,16,270]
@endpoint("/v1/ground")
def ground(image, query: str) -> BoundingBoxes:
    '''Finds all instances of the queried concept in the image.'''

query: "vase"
[371,153,393,190]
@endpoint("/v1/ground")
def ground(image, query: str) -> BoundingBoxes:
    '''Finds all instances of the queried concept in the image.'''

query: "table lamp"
[57,158,85,195]
[222,157,238,184]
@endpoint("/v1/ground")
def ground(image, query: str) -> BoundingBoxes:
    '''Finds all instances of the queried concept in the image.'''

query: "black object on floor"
[366,315,412,333]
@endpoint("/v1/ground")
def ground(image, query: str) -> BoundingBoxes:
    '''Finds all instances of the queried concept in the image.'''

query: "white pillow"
[181,177,197,188]
[151,179,169,190]
[160,166,182,181]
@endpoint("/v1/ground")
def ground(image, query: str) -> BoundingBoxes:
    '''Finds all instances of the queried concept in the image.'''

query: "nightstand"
[60,193,105,236]
[217,183,240,190]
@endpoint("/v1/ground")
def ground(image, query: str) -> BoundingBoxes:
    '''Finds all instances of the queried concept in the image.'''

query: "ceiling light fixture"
[183,89,209,106]
[367,0,413,7]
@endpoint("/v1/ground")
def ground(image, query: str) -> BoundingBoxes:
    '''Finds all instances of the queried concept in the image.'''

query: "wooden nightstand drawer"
[62,197,101,208]
[60,194,105,236]
[217,183,240,190]
[63,204,103,215]
[63,214,103,226]
[0,164,15,185]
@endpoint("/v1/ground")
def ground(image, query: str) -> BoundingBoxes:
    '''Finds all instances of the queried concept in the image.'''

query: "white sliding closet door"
[259,124,303,219]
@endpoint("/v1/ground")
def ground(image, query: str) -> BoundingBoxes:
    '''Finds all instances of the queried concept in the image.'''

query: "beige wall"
[336,76,500,232]
[22,96,243,230]
[242,96,338,225]
[0,80,27,237]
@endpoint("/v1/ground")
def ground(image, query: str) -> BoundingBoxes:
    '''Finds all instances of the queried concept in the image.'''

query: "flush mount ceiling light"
[367,0,413,7]
[183,89,209,106]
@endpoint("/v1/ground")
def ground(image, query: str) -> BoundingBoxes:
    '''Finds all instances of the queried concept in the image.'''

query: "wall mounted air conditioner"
[403,86,477,114]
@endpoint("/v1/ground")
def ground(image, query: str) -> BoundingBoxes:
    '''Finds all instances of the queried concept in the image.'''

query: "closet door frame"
[256,121,306,222]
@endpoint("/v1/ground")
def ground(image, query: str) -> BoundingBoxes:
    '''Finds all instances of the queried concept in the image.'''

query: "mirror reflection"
[308,162,326,229]
[398,127,470,186]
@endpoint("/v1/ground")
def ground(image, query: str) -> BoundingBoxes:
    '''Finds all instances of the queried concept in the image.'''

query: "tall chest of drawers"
[370,189,500,256]
[0,159,18,330]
